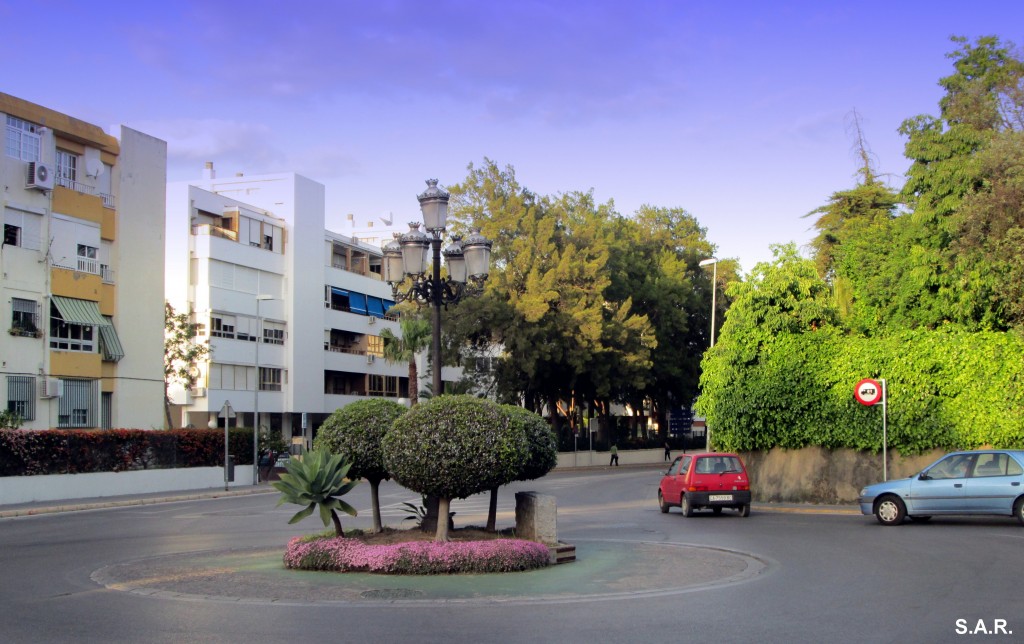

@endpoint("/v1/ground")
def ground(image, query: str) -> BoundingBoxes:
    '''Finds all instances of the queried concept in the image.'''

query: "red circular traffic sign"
[854,378,883,406]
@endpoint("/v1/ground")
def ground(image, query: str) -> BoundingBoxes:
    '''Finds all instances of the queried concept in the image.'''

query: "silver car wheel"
[875,495,905,526]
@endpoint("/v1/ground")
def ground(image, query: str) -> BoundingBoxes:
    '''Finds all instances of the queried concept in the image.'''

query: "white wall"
[112,126,167,430]
[0,467,255,505]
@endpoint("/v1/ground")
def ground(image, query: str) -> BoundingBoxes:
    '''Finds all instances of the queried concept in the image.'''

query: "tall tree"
[446,160,653,422]
[604,206,724,434]
[895,36,1024,330]
[379,313,432,406]
[164,303,209,429]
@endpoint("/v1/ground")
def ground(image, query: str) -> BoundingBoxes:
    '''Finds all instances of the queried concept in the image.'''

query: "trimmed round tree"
[382,395,528,541]
[482,405,559,531]
[314,399,407,533]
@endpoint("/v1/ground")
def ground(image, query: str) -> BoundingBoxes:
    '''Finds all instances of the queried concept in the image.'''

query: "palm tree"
[379,316,432,406]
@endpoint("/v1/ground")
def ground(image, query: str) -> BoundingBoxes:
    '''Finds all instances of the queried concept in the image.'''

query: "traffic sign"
[854,378,883,406]
[219,400,236,419]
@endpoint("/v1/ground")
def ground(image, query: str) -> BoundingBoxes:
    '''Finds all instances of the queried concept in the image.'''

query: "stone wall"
[741,447,947,504]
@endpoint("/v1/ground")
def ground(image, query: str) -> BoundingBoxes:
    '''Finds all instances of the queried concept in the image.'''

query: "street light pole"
[383,179,492,399]
[382,179,492,533]
[254,294,273,484]
[699,258,719,348]
[699,257,719,451]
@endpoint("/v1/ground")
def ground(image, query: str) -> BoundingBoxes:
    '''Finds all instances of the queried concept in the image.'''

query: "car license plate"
[709,494,733,502]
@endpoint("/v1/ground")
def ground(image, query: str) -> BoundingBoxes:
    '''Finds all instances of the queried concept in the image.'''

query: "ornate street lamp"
[384,179,492,396]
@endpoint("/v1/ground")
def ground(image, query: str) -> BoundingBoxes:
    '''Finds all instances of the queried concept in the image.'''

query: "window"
[263,321,285,345]
[926,454,975,480]
[5,115,41,162]
[211,314,236,339]
[235,317,256,342]
[368,375,399,397]
[58,379,96,428]
[368,335,384,357]
[208,364,254,390]
[50,303,94,352]
[56,149,78,187]
[11,298,39,336]
[259,367,282,392]
[6,375,35,421]
[3,224,19,247]
[77,244,98,274]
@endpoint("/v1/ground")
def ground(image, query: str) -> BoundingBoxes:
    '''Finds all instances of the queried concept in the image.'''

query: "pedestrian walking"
[609,443,619,466]
[664,441,671,461]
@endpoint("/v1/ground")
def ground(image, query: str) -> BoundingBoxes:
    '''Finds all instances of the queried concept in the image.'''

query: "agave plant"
[272,449,359,537]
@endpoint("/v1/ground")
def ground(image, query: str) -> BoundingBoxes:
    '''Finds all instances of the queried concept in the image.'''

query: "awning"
[51,295,108,327]
[99,316,124,362]
[367,296,385,318]
[349,292,367,315]
[51,297,125,362]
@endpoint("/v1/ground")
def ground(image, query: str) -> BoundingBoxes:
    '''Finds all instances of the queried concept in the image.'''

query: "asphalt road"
[1,467,1021,643]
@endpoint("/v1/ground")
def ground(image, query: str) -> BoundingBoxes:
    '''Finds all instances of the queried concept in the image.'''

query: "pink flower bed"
[284,536,551,574]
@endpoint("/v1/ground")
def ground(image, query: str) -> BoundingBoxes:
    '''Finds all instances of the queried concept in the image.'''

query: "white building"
[1,93,166,430]
[166,165,458,448]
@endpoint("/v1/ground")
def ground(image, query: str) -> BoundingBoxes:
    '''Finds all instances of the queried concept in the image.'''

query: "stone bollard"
[515,491,558,544]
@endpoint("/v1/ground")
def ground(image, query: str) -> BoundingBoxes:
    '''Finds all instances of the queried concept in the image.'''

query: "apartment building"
[166,166,444,449]
[1,93,167,430]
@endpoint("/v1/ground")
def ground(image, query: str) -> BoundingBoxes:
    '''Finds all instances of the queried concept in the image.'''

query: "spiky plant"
[272,449,359,537]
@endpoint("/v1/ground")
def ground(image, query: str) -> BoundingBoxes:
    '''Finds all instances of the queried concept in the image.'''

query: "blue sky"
[5,1,1023,272]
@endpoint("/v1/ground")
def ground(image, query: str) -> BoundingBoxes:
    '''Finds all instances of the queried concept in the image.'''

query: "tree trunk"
[370,479,382,533]
[408,357,419,407]
[163,394,174,429]
[486,486,499,532]
[421,495,441,533]
[434,497,451,542]
[330,509,345,538]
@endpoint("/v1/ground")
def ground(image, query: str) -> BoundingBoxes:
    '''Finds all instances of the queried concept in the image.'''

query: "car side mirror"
[918,473,931,481]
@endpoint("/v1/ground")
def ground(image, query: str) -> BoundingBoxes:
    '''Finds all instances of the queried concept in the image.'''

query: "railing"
[100,264,115,284]
[325,344,365,355]
[191,224,238,241]
[77,257,99,274]
[100,193,115,209]
[56,176,95,194]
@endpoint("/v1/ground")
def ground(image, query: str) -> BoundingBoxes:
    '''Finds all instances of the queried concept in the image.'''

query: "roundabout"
[92,539,772,606]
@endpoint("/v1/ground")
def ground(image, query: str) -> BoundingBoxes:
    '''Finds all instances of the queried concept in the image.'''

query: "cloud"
[127,117,284,169]
[132,0,699,124]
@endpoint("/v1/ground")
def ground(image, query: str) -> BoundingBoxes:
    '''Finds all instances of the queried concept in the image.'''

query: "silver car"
[859,450,1024,526]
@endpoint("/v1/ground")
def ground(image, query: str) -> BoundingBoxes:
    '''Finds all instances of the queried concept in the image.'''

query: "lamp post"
[383,179,492,396]
[699,257,718,452]
[254,294,274,484]
[698,258,719,348]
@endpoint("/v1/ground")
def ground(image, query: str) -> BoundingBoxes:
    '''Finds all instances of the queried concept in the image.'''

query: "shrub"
[0,428,256,477]
[315,399,407,532]
[283,536,550,574]
[273,449,359,537]
[382,395,528,541]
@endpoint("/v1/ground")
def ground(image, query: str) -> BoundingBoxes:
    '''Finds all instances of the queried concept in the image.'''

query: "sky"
[5,1,1024,273]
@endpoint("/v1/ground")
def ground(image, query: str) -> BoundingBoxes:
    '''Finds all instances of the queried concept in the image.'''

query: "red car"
[658,452,752,517]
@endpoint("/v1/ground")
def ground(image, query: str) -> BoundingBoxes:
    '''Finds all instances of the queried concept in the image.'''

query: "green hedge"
[0,428,255,477]
[697,327,1024,454]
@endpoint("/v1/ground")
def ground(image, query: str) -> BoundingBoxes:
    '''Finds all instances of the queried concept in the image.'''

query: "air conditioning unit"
[366,354,376,364]
[40,377,63,398]
[27,162,54,191]
[190,386,207,397]
[367,316,376,325]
